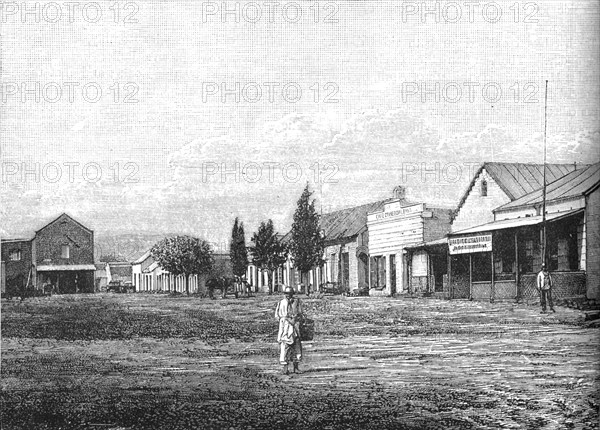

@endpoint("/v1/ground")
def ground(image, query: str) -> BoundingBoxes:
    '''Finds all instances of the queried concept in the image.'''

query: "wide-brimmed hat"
[283,286,295,295]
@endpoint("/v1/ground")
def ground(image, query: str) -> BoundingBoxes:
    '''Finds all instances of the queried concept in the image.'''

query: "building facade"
[447,163,599,301]
[132,250,231,294]
[451,163,577,232]
[405,162,583,299]
[1,213,96,294]
[1,239,33,294]
[367,201,452,296]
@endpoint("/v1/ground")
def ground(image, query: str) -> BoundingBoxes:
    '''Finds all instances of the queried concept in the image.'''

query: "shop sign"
[449,234,492,255]
[368,203,424,222]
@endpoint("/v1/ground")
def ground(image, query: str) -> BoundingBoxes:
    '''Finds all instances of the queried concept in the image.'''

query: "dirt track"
[2,293,599,429]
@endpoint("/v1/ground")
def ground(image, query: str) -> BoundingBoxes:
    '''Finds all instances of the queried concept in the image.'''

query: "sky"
[1,0,599,254]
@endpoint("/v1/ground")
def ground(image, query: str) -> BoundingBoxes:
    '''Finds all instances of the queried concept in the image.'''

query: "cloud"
[2,110,598,245]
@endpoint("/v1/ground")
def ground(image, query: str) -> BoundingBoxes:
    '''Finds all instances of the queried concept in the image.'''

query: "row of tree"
[150,184,325,295]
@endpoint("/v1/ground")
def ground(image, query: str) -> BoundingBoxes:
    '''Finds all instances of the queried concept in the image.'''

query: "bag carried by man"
[299,317,314,341]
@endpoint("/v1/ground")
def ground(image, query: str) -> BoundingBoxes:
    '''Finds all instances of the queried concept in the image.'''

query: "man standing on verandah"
[275,286,304,375]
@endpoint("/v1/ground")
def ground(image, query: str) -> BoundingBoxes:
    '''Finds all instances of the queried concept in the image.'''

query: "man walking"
[275,286,304,375]
[537,264,555,313]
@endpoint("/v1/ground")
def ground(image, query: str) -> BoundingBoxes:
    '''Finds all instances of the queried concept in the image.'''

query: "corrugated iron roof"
[454,162,578,216]
[320,200,387,242]
[496,163,600,212]
[485,162,576,200]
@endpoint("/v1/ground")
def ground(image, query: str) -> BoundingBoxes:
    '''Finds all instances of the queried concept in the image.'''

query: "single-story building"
[447,163,599,301]
[405,162,582,298]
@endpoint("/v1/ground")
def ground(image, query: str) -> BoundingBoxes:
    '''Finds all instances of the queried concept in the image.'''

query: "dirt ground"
[1,293,599,429]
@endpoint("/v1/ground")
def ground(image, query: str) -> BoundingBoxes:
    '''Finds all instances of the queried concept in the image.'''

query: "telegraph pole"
[541,80,549,266]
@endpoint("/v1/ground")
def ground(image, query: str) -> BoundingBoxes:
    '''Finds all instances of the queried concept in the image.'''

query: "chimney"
[393,186,406,200]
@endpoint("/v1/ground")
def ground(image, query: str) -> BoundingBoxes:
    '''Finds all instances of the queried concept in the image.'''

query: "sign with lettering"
[449,235,492,255]
[368,203,424,223]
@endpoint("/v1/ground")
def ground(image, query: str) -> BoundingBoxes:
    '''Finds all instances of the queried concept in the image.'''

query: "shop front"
[448,209,586,301]
[367,200,452,296]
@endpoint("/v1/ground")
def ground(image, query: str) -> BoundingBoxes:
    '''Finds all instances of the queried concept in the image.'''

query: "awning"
[449,209,583,236]
[37,264,96,271]
[405,237,448,251]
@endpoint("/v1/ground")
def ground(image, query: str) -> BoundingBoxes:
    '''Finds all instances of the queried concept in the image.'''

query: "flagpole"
[542,80,548,266]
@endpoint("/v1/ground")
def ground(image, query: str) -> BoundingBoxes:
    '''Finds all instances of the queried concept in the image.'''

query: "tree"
[250,219,287,295]
[150,235,213,295]
[229,217,249,280]
[290,184,325,287]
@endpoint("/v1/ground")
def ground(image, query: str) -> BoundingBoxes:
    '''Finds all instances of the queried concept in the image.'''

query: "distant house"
[131,249,229,293]
[1,213,96,294]
[94,263,108,292]
[106,261,132,285]
[1,238,33,294]
[246,234,290,293]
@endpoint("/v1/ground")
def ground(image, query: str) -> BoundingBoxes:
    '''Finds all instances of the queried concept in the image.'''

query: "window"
[480,179,488,197]
[8,249,22,261]
[61,245,70,259]
[330,253,337,281]
[370,255,386,289]
[494,230,516,281]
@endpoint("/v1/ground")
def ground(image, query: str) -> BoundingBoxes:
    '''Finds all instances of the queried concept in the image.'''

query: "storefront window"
[494,230,516,281]
[546,216,580,271]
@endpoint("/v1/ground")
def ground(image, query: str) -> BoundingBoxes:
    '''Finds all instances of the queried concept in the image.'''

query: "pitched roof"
[455,162,578,216]
[495,163,600,212]
[132,250,152,265]
[320,200,387,242]
[36,213,93,235]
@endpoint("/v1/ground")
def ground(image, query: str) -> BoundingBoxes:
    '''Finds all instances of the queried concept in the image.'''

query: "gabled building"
[447,163,599,301]
[451,162,577,232]
[1,213,96,294]
[317,199,386,293]
[405,162,583,299]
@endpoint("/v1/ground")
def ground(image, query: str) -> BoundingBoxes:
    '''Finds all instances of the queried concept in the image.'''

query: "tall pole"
[541,80,549,266]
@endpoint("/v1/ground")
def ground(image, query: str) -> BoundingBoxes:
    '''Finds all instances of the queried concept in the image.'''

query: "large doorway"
[390,254,397,295]
[341,252,350,292]
[431,252,447,293]
[358,253,369,288]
